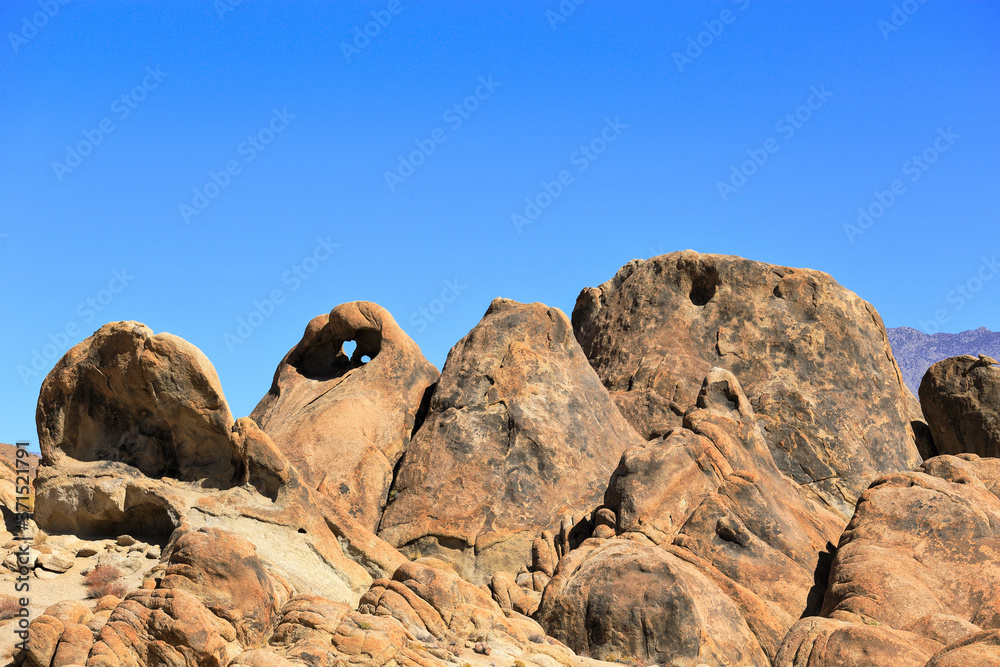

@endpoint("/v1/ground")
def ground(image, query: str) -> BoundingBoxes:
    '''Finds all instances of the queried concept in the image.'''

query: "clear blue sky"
[2,1,998,449]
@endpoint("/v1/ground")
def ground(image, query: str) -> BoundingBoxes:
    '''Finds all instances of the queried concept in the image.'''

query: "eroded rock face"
[24,528,591,667]
[251,301,439,532]
[775,454,1000,665]
[32,322,405,605]
[378,298,645,584]
[37,321,240,487]
[573,251,921,518]
[919,355,1000,458]
[538,369,843,664]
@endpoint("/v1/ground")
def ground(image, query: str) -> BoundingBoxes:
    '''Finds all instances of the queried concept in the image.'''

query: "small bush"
[0,596,21,621]
[357,620,372,630]
[514,661,526,667]
[84,565,125,599]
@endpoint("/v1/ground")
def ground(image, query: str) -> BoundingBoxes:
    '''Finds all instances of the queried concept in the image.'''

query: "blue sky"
[2,1,998,449]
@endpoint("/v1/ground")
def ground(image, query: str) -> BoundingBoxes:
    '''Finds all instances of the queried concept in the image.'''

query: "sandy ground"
[0,532,157,665]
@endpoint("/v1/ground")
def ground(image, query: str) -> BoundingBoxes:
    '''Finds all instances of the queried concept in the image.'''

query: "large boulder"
[37,321,241,487]
[378,298,644,584]
[919,355,1000,458]
[573,251,921,518]
[775,454,1000,665]
[251,301,438,532]
[538,369,843,664]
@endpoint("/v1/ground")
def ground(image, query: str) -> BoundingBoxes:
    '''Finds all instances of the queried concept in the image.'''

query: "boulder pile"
[7,251,999,667]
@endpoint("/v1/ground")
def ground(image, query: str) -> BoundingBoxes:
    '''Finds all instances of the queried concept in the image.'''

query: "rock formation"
[29,321,402,605]
[919,355,1000,458]
[538,369,843,664]
[774,454,1000,666]
[378,298,645,584]
[888,326,1000,394]
[251,302,439,531]
[11,253,1000,667]
[573,250,922,519]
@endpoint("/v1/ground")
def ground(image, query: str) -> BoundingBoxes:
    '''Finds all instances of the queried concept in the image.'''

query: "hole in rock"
[45,503,176,545]
[360,355,371,364]
[297,528,307,534]
[343,340,358,358]
[689,269,720,306]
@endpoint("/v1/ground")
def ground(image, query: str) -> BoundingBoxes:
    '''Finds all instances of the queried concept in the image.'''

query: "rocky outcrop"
[1,443,37,535]
[537,369,843,664]
[378,298,644,584]
[919,355,1000,458]
[251,302,438,531]
[573,251,922,519]
[31,322,406,605]
[37,322,241,487]
[22,528,598,667]
[775,454,1000,666]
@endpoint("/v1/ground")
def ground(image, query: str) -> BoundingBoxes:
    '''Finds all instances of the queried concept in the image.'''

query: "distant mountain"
[887,326,1000,394]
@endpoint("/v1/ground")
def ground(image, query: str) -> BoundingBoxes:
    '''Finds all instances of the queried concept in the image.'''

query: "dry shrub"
[84,565,126,599]
[0,595,21,621]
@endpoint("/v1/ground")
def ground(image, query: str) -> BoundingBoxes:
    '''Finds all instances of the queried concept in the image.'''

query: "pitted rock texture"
[251,301,439,532]
[919,355,1000,458]
[378,298,644,584]
[36,321,241,487]
[572,250,921,519]
[538,369,842,665]
[775,454,1000,666]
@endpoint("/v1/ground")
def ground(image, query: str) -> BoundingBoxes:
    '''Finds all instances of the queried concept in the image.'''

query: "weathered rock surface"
[22,528,599,667]
[31,322,407,606]
[37,321,241,487]
[775,454,1000,665]
[919,355,1000,458]
[251,302,439,531]
[378,298,645,584]
[538,369,843,665]
[573,251,922,519]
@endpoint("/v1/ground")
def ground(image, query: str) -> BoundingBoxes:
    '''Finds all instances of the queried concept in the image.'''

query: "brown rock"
[50,623,93,667]
[773,617,942,667]
[36,321,241,486]
[539,369,842,663]
[251,301,438,532]
[539,538,769,666]
[920,355,1000,457]
[22,615,63,667]
[379,298,644,583]
[159,528,286,647]
[572,251,921,518]
[776,454,1000,664]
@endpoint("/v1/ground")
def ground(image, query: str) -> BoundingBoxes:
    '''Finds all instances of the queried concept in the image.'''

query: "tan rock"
[572,251,921,519]
[379,299,644,583]
[920,354,1000,457]
[251,301,438,531]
